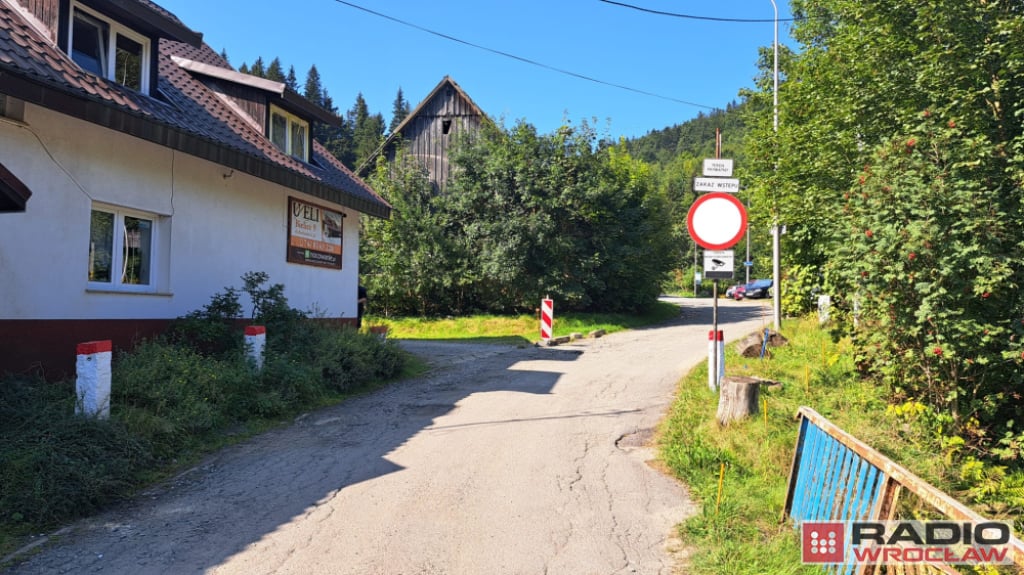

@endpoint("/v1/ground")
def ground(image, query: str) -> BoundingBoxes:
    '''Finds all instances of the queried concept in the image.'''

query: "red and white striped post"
[245,325,266,370]
[540,297,554,342]
[76,340,112,419]
[708,330,725,392]
[717,330,726,386]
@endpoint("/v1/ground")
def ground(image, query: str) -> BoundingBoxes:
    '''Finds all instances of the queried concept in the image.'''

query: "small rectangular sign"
[694,177,741,193]
[702,158,734,177]
[704,249,734,279]
[287,196,344,269]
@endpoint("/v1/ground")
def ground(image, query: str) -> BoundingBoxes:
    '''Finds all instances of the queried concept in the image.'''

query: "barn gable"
[358,76,488,191]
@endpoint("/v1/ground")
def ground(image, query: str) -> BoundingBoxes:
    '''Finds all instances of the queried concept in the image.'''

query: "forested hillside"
[625,101,747,165]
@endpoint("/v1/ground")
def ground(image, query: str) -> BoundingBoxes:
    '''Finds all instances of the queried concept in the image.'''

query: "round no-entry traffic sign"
[686,192,748,250]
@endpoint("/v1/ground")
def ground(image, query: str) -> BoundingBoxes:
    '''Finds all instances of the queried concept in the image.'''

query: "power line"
[598,0,802,23]
[330,0,718,110]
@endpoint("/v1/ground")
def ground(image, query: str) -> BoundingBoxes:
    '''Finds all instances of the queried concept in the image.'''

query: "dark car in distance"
[740,279,773,299]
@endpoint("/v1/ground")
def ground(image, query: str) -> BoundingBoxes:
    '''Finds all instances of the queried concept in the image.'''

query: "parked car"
[741,279,773,299]
[725,284,745,299]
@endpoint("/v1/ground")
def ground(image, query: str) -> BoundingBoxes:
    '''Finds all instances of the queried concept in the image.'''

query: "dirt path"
[4,298,770,575]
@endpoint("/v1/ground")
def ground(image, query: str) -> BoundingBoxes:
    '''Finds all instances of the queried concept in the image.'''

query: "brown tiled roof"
[0,1,390,218]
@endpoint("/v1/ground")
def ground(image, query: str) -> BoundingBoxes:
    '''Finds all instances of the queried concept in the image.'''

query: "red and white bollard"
[707,330,725,391]
[540,297,553,342]
[245,325,266,370]
[76,340,112,419]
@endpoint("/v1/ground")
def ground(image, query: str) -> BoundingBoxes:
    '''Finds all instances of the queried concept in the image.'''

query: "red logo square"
[802,522,845,563]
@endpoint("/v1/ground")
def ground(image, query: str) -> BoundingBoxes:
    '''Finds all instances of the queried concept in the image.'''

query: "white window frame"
[68,2,151,95]
[87,204,163,293]
[269,105,309,162]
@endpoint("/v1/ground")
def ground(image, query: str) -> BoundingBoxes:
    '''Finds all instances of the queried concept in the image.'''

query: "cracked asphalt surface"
[3,297,770,575]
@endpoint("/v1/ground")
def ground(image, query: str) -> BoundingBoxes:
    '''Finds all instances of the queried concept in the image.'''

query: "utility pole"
[770,0,782,331]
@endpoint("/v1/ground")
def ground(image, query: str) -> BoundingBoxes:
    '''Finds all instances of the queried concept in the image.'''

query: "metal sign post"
[687,140,746,392]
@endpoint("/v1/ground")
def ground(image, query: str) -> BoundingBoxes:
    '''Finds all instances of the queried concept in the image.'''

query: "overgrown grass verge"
[0,324,408,560]
[371,300,682,343]
[659,316,979,575]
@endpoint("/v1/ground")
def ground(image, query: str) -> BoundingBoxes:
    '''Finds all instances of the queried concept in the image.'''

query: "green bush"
[1,274,407,551]
[167,286,244,358]
[0,376,150,529]
[114,340,251,458]
[827,117,1024,458]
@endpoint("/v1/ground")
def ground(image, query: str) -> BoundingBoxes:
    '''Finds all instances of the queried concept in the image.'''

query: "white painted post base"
[245,326,266,370]
[76,340,112,419]
[708,330,725,392]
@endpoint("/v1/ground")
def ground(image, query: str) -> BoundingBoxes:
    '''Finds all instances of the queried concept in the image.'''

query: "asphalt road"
[3,297,771,575]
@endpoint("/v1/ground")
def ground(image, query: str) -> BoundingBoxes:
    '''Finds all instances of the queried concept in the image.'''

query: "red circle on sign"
[686,192,748,250]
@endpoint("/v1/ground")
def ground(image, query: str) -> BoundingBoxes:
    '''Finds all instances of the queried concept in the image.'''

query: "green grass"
[367,300,682,343]
[0,326,411,562]
[658,316,957,575]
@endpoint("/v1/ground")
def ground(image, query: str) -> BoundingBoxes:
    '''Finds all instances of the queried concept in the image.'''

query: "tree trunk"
[716,376,761,426]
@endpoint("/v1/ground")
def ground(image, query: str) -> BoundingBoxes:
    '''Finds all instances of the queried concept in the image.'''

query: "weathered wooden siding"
[388,85,482,191]
[200,78,268,132]
[16,0,60,41]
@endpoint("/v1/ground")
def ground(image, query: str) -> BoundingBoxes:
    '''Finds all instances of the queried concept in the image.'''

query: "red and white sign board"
[540,298,553,341]
[686,192,747,250]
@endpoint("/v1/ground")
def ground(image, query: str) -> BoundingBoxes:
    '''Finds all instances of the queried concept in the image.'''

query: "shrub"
[827,116,1024,459]
[167,286,244,358]
[114,340,251,458]
[1,274,407,548]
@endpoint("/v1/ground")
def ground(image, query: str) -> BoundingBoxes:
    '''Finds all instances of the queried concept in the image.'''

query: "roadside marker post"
[245,325,266,370]
[708,330,725,391]
[76,340,112,419]
[540,297,553,342]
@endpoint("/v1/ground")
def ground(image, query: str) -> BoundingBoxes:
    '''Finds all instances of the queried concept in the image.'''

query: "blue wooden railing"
[784,407,1024,575]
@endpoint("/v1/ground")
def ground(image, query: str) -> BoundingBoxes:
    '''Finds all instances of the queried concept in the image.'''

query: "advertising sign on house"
[287,197,343,269]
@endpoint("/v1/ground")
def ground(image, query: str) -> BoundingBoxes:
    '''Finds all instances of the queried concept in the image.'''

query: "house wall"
[0,102,361,377]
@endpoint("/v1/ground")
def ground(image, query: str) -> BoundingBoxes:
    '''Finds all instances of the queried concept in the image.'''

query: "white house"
[0,0,391,376]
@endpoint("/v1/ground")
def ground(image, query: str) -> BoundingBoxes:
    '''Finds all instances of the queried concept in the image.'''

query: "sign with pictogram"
[703,250,735,280]
[686,192,748,250]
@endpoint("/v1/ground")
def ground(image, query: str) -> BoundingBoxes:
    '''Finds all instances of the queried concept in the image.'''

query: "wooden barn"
[358,76,487,191]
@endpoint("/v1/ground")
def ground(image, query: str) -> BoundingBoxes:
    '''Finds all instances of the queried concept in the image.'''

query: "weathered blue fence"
[785,406,1024,575]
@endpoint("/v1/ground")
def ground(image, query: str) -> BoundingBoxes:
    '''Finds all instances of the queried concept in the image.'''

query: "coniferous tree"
[389,87,411,133]
[285,66,298,91]
[349,93,385,167]
[265,58,286,83]
[304,66,356,167]
[249,57,266,78]
[303,65,324,107]
[237,62,250,75]
[219,48,230,65]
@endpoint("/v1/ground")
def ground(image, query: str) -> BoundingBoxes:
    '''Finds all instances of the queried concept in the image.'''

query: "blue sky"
[156,0,796,140]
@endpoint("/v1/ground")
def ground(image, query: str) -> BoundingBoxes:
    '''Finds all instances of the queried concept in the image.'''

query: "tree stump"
[716,376,761,426]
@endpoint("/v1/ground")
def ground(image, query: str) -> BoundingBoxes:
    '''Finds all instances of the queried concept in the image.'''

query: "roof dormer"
[57,0,202,96]
[170,55,340,164]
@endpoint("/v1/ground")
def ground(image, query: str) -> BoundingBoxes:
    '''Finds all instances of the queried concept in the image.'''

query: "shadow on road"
[4,341,584,575]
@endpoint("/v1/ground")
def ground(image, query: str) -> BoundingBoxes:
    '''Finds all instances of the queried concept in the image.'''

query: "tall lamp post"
[770,0,782,331]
